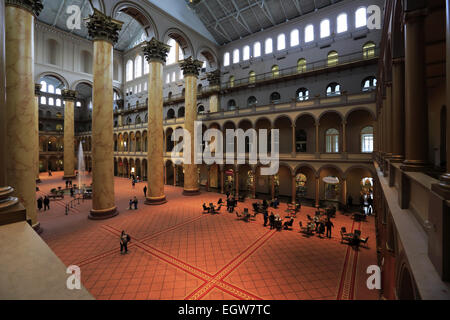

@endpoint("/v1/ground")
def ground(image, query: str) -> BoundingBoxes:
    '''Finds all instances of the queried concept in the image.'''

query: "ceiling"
[38,0,146,51]
[186,0,343,45]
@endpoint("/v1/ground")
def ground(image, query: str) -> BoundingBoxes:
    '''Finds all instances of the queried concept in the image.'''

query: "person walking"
[129,199,133,210]
[133,196,138,210]
[70,187,74,198]
[132,179,135,188]
[325,218,334,238]
[143,186,147,198]
[120,231,130,254]
[65,180,69,189]
[263,211,269,227]
[37,197,43,211]
[43,196,50,211]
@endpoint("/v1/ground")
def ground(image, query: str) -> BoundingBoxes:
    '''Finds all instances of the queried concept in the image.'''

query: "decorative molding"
[62,89,77,102]
[180,56,203,77]
[142,37,170,64]
[85,9,123,45]
[5,0,43,17]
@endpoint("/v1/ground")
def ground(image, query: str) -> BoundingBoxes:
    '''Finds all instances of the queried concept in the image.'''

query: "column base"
[63,175,76,180]
[183,189,201,196]
[389,155,405,163]
[32,222,43,235]
[88,206,118,220]
[145,195,167,205]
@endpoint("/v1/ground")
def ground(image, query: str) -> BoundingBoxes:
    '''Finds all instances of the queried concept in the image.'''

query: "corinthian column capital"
[85,9,123,45]
[207,69,221,86]
[180,56,203,77]
[62,89,77,102]
[34,83,42,97]
[5,0,43,16]
[142,37,170,64]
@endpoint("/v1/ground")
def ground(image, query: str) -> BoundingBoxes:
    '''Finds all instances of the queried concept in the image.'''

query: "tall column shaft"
[385,84,393,156]
[291,125,296,156]
[63,97,75,180]
[5,4,38,229]
[315,176,320,207]
[145,60,166,204]
[315,123,319,154]
[402,10,428,170]
[89,40,117,219]
[291,175,296,204]
[391,59,405,161]
[342,121,347,153]
[34,84,41,182]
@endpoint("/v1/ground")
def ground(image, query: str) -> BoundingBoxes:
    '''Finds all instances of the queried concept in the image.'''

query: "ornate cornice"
[85,9,123,45]
[34,83,42,96]
[207,69,221,86]
[180,56,203,77]
[62,89,77,102]
[5,0,43,17]
[142,37,170,64]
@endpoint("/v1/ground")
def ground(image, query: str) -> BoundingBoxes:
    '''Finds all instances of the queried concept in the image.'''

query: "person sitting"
[218,198,223,205]
[252,202,259,212]
[283,218,294,230]
[209,203,216,213]
[202,203,210,213]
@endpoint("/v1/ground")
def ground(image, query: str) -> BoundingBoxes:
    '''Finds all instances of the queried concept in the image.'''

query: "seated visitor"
[283,218,294,230]
[202,203,210,213]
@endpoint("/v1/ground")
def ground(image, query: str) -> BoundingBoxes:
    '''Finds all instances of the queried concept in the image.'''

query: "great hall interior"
[0,0,449,301]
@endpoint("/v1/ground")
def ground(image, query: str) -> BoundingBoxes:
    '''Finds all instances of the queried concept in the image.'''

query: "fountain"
[77,142,86,194]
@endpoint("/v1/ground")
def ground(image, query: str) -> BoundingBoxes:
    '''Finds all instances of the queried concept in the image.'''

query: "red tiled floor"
[37,171,380,300]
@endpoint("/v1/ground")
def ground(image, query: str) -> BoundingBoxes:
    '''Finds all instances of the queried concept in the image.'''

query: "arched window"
[271,65,280,78]
[363,41,376,59]
[277,33,286,51]
[320,19,330,38]
[253,42,261,57]
[270,92,281,104]
[327,51,339,66]
[55,88,62,95]
[178,107,185,118]
[40,96,47,105]
[167,38,183,65]
[180,70,184,80]
[224,52,230,66]
[167,108,175,119]
[243,45,250,61]
[326,82,341,96]
[355,7,367,28]
[296,88,309,101]
[305,24,314,43]
[136,116,142,124]
[48,97,54,106]
[249,71,256,84]
[55,99,61,107]
[233,49,240,64]
[337,13,348,33]
[144,60,149,74]
[362,76,377,91]
[297,58,306,73]
[171,72,176,82]
[326,128,339,153]
[76,101,81,107]
[126,60,133,82]
[48,85,55,94]
[265,38,273,54]
[227,99,236,111]
[134,56,142,78]
[40,81,47,92]
[290,29,299,47]
[197,105,205,114]
[247,96,257,108]
[361,126,374,153]
[229,76,235,88]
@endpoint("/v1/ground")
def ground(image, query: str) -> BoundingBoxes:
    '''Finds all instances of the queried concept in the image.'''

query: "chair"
[284,219,294,230]
[340,227,353,243]
[360,236,369,247]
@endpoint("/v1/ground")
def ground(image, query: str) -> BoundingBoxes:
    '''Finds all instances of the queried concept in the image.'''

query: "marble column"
[4,1,43,232]
[207,70,220,113]
[401,9,428,171]
[252,167,256,199]
[0,0,25,220]
[391,58,405,162]
[34,84,41,183]
[342,178,347,205]
[85,9,123,219]
[235,169,240,198]
[271,175,275,200]
[315,122,320,156]
[384,83,393,158]
[291,175,296,205]
[173,166,177,187]
[220,166,224,194]
[291,124,296,157]
[62,90,76,180]
[143,38,170,205]
[342,121,347,154]
[315,176,320,207]
[180,57,203,196]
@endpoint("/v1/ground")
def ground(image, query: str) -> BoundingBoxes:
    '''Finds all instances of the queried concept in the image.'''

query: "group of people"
[65,180,73,188]
[37,196,50,211]
[129,196,138,210]
[347,193,374,215]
